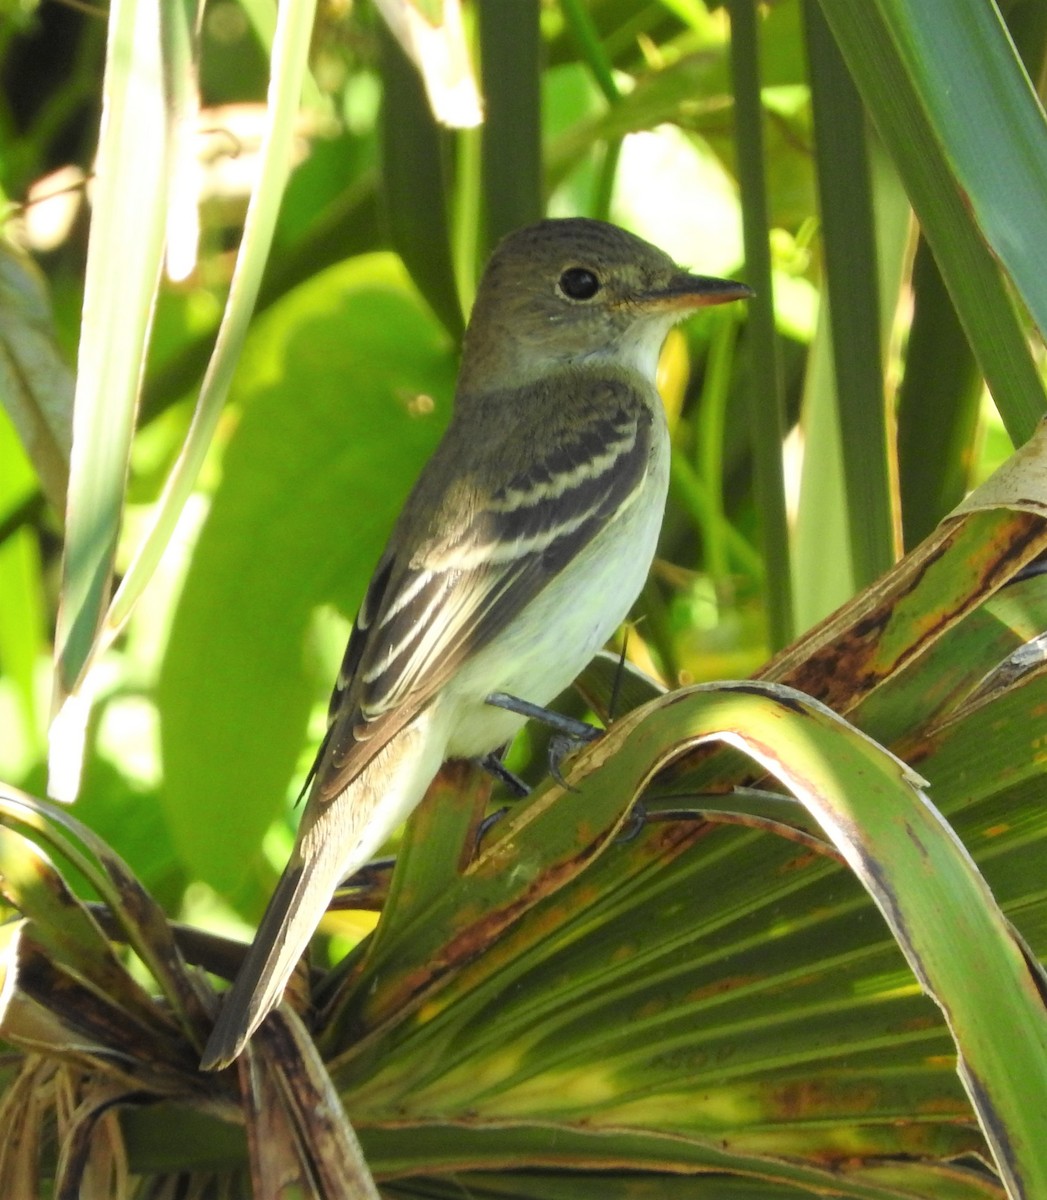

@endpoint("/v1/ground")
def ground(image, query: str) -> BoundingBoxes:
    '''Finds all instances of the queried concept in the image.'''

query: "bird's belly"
[442,458,668,760]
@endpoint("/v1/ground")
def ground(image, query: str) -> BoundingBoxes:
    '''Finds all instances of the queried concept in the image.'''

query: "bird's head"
[457,217,751,393]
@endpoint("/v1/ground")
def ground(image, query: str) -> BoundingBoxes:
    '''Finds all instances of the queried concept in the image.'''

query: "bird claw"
[616,801,648,843]
[474,805,510,851]
[547,734,585,792]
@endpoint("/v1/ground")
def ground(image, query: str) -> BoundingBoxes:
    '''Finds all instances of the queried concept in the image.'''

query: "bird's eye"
[558,267,602,301]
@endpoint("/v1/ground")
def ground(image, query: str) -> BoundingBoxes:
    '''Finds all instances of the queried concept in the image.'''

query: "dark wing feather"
[296,552,395,801]
[310,391,654,804]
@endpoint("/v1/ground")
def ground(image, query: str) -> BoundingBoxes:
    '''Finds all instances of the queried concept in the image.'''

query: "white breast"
[442,403,670,759]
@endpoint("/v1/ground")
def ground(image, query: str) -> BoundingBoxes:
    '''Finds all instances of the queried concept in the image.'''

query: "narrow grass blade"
[0,786,211,1043]
[816,0,1047,443]
[102,0,320,646]
[802,0,898,584]
[477,0,542,253]
[373,0,482,129]
[0,244,72,513]
[378,21,464,340]
[239,1009,382,1199]
[0,826,166,1027]
[52,0,168,739]
[897,238,982,549]
[726,0,794,647]
[560,0,622,105]
[159,0,202,282]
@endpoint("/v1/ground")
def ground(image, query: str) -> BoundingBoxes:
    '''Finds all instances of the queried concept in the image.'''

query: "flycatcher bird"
[201,218,751,1069]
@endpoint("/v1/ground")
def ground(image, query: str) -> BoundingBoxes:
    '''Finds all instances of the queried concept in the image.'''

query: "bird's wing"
[309,393,655,804]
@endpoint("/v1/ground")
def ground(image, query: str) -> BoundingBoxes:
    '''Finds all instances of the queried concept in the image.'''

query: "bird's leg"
[478,747,530,798]
[606,631,630,722]
[486,692,602,741]
[486,692,603,791]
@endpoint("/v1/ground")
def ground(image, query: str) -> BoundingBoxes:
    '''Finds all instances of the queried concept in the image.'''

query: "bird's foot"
[481,693,648,841]
[616,801,647,843]
[486,692,602,792]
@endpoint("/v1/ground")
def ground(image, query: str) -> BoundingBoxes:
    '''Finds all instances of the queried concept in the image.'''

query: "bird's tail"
[199,831,345,1071]
[199,710,441,1070]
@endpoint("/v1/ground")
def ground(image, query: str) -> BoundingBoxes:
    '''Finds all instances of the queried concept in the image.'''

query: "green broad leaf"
[296,428,1047,1194]
[315,681,1039,1195]
[0,412,46,760]
[377,1171,1001,1200]
[157,253,455,898]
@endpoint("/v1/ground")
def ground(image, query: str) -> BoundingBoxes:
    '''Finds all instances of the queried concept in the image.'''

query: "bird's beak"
[640,272,754,312]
